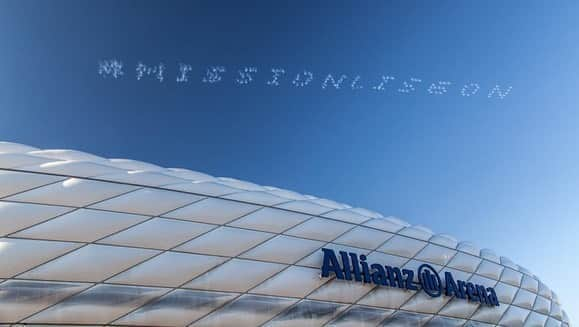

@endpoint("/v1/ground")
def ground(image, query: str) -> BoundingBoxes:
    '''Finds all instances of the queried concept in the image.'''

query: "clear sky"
[1,0,577,320]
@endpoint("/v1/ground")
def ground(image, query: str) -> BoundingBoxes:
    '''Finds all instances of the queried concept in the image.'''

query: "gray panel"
[0,280,90,322]
[114,289,238,326]
[378,311,433,326]
[23,284,168,324]
[265,300,347,327]
[424,316,466,327]
[192,294,297,327]
[326,305,394,327]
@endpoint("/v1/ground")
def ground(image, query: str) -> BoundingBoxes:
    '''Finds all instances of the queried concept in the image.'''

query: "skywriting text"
[320,248,499,307]
[98,59,513,100]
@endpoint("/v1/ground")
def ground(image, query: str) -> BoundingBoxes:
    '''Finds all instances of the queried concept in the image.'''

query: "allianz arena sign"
[321,248,500,307]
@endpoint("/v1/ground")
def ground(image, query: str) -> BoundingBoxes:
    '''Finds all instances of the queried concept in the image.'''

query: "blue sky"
[1,0,578,320]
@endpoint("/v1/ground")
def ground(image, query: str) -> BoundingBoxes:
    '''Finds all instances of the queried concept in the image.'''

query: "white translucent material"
[228,207,310,233]
[0,201,73,236]
[414,243,457,266]
[20,244,159,282]
[512,289,536,309]
[0,142,569,326]
[0,141,39,153]
[446,252,481,273]
[166,181,240,196]
[400,292,451,314]
[251,266,329,298]
[0,238,80,278]
[357,287,415,309]
[333,226,393,250]
[14,209,147,242]
[480,248,500,263]
[176,226,273,257]
[164,197,259,224]
[284,217,353,242]
[28,149,104,162]
[321,209,371,224]
[428,234,459,249]
[494,282,519,304]
[240,235,323,264]
[0,171,64,198]
[534,295,551,314]
[6,178,137,207]
[108,252,226,287]
[362,217,406,233]
[476,260,504,280]
[470,303,508,324]
[377,235,427,258]
[437,299,480,319]
[90,188,202,216]
[0,153,52,168]
[185,258,285,292]
[521,274,539,293]
[457,242,480,256]
[499,305,530,327]
[398,226,433,240]
[500,267,523,287]
[20,160,124,178]
[222,191,287,206]
[275,200,333,215]
[525,311,548,327]
[99,218,216,250]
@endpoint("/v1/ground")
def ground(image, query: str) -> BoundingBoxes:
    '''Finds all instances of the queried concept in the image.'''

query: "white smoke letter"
[98,59,124,79]
[292,70,314,87]
[236,67,257,85]
[267,68,286,86]
[427,81,452,95]
[461,83,480,97]
[136,62,165,82]
[351,75,363,90]
[398,77,422,93]
[322,74,348,89]
[176,63,193,83]
[487,85,513,99]
[202,66,226,83]
[372,75,395,91]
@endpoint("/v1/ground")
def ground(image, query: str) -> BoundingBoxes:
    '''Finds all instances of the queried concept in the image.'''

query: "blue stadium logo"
[418,264,442,297]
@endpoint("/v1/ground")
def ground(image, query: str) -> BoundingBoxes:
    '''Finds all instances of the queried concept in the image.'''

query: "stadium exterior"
[0,141,570,327]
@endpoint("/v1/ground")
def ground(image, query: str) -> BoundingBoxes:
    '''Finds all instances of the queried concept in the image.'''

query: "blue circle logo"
[418,264,442,297]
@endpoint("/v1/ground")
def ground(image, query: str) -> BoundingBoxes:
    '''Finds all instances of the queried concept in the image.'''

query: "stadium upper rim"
[0,141,555,297]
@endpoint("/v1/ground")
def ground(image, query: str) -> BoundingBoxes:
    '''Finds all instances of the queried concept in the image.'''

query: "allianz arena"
[0,141,570,327]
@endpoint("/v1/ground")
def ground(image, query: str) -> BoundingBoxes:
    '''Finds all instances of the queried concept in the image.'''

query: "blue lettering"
[321,248,344,279]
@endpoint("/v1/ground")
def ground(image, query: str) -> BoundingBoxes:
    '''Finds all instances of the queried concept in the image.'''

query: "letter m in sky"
[98,59,124,79]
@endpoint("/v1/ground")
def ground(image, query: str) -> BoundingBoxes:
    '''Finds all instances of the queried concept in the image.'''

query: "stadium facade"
[0,141,570,326]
